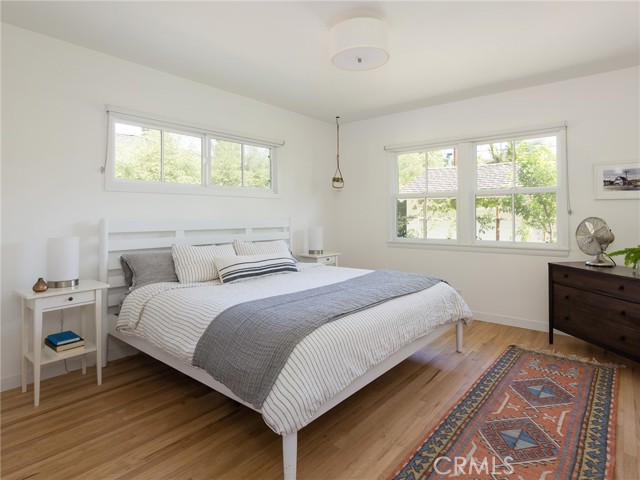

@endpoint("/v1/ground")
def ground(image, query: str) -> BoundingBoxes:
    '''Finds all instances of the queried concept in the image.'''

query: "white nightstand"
[14,279,109,406]
[296,252,342,266]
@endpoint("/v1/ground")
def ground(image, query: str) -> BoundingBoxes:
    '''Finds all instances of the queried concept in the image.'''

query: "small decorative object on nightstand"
[14,279,109,406]
[32,277,48,293]
[297,252,342,267]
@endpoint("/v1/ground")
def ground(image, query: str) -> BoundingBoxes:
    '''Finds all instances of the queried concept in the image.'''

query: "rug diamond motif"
[499,428,537,450]
[481,417,559,463]
[511,377,574,407]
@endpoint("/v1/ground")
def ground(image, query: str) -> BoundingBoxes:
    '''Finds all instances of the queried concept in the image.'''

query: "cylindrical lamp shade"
[47,236,79,288]
[308,227,324,255]
[330,17,389,71]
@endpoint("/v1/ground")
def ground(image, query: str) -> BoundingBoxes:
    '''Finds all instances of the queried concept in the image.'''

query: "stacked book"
[45,330,85,353]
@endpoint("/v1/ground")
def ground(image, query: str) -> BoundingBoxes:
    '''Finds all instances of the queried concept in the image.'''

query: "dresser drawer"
[552,284,640,330]
[38,290,96,310]
[555,313,640,360]
[551,265,640,303]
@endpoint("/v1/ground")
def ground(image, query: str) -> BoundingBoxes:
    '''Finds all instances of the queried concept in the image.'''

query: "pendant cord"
[332,116,344,189]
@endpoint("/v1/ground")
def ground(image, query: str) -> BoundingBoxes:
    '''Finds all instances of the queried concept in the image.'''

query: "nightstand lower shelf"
[25,341,97,366]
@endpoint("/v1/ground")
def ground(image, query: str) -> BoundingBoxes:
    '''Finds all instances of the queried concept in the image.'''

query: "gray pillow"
[120,251,179,291]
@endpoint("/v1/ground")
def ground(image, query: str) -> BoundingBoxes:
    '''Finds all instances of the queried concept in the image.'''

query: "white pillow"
[171,243,236,283]
[214,254,298,284]
[233,239,292,257]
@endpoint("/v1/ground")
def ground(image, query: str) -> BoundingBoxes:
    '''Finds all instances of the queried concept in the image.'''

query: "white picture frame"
[594,161,640,200]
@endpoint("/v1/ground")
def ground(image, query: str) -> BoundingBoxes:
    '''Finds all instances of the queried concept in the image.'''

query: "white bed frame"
[98,218,463,480]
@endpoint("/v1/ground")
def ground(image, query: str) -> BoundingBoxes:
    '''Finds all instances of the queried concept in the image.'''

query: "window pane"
[514,193,557,243]
[211,139,242,186]
[426,198,457,240]
[514,136,557,188]
[398,152,426,194]
[163,132,202,184]
[114,122,161,181]
[476,142,514,190]
[475,195,514,241]
[244,145,271,189]
[427,148,457,193]
[396,198,425,239]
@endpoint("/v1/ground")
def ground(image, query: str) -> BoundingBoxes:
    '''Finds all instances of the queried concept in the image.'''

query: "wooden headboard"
[98,218,292,317]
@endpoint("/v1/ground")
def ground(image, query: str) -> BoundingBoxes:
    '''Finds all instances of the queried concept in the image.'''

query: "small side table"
[296,252,342,267]
[14,279,109,406]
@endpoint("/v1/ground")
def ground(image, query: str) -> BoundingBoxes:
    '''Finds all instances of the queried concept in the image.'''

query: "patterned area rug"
[392,345,618,480]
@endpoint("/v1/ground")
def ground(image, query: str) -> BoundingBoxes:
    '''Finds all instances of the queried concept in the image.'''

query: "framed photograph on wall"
[594,161,640,200]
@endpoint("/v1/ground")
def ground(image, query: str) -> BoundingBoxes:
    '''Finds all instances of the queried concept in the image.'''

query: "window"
[475,135,558,244]
[390,126,567,252]
[106,109,280,196]
[396,147,458,240]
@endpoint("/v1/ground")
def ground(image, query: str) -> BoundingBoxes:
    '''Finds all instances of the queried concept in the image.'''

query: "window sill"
[105,180,280,199]
[387,239,570,257]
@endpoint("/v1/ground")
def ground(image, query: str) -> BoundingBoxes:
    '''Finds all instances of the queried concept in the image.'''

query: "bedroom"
[1,1,639,479]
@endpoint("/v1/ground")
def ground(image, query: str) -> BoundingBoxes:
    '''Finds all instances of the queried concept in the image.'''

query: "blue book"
[46,330,81,346]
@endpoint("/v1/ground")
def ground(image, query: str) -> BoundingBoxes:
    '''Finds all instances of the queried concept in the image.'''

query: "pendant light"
[332,116,344,189]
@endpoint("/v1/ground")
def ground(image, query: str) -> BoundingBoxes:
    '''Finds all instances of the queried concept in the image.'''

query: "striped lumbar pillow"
[172,243,236,283]
[214,254,298,284]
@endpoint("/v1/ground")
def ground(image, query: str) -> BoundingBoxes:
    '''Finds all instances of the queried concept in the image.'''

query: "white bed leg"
[456,321,463,353]
[283,432,297,480]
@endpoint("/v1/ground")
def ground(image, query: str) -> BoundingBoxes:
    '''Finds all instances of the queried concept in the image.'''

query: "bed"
[98,219,473,479]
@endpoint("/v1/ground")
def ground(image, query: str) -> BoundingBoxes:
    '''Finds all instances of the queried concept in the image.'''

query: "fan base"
[586,253,616,267]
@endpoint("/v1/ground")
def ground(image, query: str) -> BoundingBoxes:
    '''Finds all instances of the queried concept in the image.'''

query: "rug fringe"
[512,344,626,368]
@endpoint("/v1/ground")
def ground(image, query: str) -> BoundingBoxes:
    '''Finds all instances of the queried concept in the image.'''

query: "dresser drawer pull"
[564,316,569,321]
[564,295,570,300]
[68,297,74,302]
[620,335,626,342]
[621,310,626,316]
[563,274,569,278]
[619,285,625,291]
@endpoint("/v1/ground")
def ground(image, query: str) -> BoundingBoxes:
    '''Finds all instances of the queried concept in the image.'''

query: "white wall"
[0,25,336,390]
[334,67,640,330]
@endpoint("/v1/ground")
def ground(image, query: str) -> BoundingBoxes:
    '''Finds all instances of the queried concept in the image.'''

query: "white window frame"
[104,107,282,198]
[388,124,569,255]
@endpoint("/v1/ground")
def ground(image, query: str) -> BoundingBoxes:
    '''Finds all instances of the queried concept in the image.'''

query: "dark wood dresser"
[549,262,640,363]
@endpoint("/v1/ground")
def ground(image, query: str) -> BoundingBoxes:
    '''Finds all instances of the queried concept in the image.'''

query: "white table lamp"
[47,236,79,288]
[308,226,324,255]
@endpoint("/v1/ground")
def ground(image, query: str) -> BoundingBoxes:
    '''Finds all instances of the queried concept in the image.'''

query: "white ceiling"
[2,1,639,123]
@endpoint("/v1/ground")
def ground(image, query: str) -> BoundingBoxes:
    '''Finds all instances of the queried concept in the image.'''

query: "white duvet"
[117,264,473,435]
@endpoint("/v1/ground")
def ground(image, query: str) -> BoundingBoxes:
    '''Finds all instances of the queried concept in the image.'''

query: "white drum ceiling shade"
[330,17,389,71]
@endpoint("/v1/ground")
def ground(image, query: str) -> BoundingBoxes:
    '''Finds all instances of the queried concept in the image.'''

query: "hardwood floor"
[2,321,638,479]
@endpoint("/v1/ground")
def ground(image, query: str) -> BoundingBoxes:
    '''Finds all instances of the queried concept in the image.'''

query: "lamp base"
[48,279,79,288]
[308,250,323,255]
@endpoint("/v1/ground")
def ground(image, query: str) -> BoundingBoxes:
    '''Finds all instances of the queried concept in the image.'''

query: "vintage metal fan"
[575,217,616,267]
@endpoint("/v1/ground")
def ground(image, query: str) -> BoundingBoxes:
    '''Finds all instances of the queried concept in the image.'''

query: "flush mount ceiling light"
[330,17,389,71]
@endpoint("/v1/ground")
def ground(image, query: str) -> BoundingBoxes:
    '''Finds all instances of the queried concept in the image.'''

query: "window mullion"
[203,135,210,187]
[241,143,245,187]
[160,130,165,182]
[458,142,473,244]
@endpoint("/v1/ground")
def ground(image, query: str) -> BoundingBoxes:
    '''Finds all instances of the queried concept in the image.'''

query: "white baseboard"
[472,311,569,337]
[471,311,548,332]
